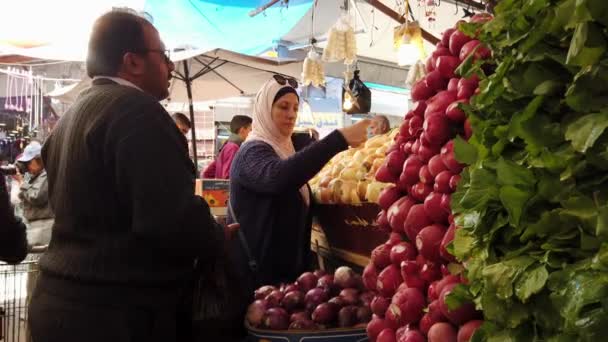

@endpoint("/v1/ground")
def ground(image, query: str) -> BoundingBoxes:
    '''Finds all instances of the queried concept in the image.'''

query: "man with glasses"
[29,10,227,342]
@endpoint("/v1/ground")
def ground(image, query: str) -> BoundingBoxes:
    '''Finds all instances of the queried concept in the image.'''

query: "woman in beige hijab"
[228,75,370,288]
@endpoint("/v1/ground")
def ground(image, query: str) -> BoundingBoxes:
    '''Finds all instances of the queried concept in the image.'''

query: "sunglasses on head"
[273,74,298,89]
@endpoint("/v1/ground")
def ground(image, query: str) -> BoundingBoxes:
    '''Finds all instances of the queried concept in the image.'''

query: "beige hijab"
[246,78,310,206]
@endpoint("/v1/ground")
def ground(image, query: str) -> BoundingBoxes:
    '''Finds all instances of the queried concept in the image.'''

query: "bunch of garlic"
[322,15,357,65]
[302,49,325,87]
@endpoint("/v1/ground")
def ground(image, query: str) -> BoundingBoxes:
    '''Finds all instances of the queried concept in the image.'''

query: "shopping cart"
[0,245,46,342]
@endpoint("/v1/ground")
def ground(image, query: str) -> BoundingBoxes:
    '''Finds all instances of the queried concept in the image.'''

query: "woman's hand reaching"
[339,119,372,148]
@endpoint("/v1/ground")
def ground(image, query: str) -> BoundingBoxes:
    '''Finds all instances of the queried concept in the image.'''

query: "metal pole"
[182,60,199,174]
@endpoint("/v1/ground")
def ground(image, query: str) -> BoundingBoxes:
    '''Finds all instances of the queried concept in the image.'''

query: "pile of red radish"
[246,267,374,331]
[367,14,492,342]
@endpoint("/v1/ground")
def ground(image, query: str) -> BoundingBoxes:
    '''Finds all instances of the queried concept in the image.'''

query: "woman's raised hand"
[339,119,372,148]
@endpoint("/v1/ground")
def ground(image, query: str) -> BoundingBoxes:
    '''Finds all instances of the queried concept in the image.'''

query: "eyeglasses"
[134,49,172,64]
[273,74,298,88]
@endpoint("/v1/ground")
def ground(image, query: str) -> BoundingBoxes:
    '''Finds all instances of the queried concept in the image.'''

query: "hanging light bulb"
[343,92,353,111]
[395,21,426,66]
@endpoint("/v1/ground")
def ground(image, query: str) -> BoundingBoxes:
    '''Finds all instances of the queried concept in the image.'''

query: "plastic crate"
[246,323,369,342]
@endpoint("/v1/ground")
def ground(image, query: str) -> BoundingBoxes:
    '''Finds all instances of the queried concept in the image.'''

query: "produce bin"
[315,203,388,257]
[246,323,368,342]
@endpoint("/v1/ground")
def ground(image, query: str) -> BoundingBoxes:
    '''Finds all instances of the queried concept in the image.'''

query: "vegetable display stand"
[315,203,388,257]
[246,322,368,342]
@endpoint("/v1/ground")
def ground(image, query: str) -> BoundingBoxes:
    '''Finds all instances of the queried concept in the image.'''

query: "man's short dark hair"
[230,115,253,134]
[373,115,390,133]
[172,113,191,128]
[86,10,150,78]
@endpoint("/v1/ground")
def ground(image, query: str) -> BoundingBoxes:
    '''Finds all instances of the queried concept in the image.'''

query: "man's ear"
[122,52,145,76]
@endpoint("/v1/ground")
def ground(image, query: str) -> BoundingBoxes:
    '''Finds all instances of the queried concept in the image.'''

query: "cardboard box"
[198,179,230,208]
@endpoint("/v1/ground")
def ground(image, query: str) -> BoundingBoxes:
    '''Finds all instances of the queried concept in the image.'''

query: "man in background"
[369,114,390,136]
[202,115,252,179]
[172,112,192,135]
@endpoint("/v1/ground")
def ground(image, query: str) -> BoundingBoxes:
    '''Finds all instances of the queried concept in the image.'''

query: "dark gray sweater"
[228,130,348,288]
[41,79,223,288]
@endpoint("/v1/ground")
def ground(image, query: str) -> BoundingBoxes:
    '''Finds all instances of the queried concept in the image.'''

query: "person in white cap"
[15,141,54,246]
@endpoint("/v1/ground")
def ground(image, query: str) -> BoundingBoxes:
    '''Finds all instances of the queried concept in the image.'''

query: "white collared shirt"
[92,76,143,92]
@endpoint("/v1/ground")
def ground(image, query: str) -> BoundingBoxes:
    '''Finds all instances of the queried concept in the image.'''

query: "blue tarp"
[145,0,313,55]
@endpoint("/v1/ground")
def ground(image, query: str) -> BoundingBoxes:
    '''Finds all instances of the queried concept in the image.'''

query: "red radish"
[426,57,435,73]
[400,120,411,138]
[435,56,460,79]
[418,144,441,163]
[434,171,455,194]
[282,283,299,294]
[458,320,484,342]
[401,329,426,342]
[458,76,479,91]
[471,13,493,23]
[404,111,416,120]
[439,225,456,262]
[376,165,398,183]
[377,265,402,297]
[402,141,413,154]
[441,28,456,46]
[390,242,417,266]
[367,315,393,342]
[335,266,358,289]
[446,100,467,122]
[378,186,402,211]
[404,204,434,242]
[419,165,434,184]
[428,155,448,177]
[399,156,423,188]
[377,328,397,342]
[419,261,442,283]
[395,326,409,341]
[289,319,317,330]
[428,299,447,322]
[387,232,404,246]
[246,299,268,327]
[410,182,433,202]
[265,290,285,308]
[457,86,475,101]
[377,210,391,234]
[432,46,452,59]
[447,78,459,92]
[411,139,421,155]
[290,311,311,323]
[401,260,419,276]
[255,285,277,300]
[449,30,472,56]
[312,302,339,324]
[464,119,473,140]
[435,275,462,300]
[297,272,318,293]
[459,40,491,61]
[404,274,426,292]
[428,281,440,301]
[388,287,426,326]
[439,283,479,325]
[386,151,407,176]
[424,70,448,92]
[449,175,461,191]
[425,91,457,118]
[411,101,427,116]
[387,197,416,233]
[363,263,379,291]
[408,116,424,137]
[428,322,457,342]
[371,296,391,317]
[419,313,436,335]
[424,192,449,224]
[441,141,464,173]
[440,194,452,213]
[411,80,434,101]
[282,291,305,312]
[263,307,290,330]
[423,114,451,146]
[416,224,447,262]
